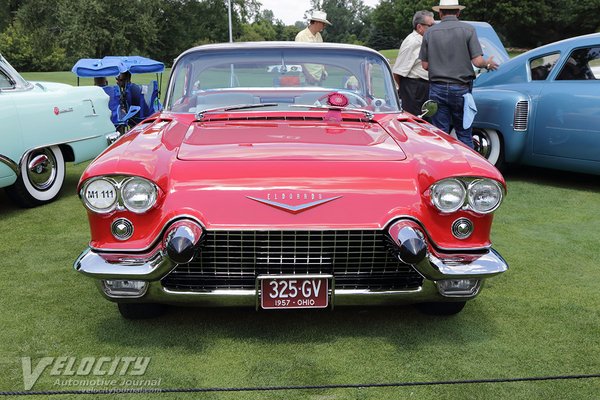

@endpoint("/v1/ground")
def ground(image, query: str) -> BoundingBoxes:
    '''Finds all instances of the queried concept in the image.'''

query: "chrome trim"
[451,218,473,239]
[106,132,120,144]
[436,279,482,298]
[83,99,98,117]
[99,280,149,299]
[80,177,119,214]
[415,248,508,280]
[76,243,507,283]
[121,177,159,214]
[514,100,529,131]
[257,274,334,280]
[247,195,342,213]
[74,247,175,280]
[105,280,471,306]
[111,218,134,241]
[0,154,18,175]
[466,179,504,214]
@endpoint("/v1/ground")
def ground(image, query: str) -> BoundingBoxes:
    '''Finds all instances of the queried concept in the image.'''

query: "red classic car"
[74,42,508,319]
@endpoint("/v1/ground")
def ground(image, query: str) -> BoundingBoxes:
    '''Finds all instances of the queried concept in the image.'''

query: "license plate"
[259,275,330,309]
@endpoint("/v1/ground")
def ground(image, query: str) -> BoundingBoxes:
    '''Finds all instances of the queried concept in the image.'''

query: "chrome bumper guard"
[74,247,175,281]
[75,246,507,281]
[106,131,120,145]
[75,244,507,304]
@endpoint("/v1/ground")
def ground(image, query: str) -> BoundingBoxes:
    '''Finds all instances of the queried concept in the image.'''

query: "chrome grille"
[162,230,423,291]
[513,100,529,131]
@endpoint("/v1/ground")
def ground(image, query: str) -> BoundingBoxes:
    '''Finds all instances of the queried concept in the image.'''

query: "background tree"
[464,0,600,48]
[0,0,598,71]
[319,0,371,44]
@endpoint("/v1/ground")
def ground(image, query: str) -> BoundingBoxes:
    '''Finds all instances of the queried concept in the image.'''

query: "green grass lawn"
[0,162,599,399]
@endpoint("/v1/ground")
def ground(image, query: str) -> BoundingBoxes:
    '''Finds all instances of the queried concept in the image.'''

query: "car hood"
[177,119,407,161]
[82,113,503,250]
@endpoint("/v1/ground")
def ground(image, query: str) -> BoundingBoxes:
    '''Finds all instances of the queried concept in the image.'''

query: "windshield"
[0,54,31,90]
[166,45,400,114]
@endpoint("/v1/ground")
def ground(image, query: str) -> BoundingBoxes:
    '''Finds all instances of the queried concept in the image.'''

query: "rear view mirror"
[419,100,438,118]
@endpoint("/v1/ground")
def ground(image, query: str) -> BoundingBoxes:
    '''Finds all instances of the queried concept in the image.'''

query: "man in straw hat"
[419,0,498,148]
[295,10,332,85]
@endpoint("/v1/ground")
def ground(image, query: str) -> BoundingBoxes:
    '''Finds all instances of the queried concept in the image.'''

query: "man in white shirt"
[295,10,332,85]
[392,10,435,115]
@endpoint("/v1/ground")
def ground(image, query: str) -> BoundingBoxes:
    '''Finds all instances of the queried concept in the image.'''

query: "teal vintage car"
[0,54,118,207]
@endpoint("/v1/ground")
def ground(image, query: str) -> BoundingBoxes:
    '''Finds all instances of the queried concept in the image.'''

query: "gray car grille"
[161,230,424,291]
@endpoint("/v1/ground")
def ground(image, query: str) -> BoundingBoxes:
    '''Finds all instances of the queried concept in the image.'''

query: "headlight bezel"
[467,179,504,214]
[430,177,504,215]
[80,176,159,214]
[121,177,158,214]
[430,178,467,213]
[81,177,119,214]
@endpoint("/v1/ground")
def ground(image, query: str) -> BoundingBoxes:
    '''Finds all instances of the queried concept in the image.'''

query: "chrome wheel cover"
[26,148,58,191]
[473,129,492,159]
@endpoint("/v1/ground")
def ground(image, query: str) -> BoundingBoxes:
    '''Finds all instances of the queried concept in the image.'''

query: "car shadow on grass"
[93,302,498,351]
[0,161,83,216]
[503,165,600,192]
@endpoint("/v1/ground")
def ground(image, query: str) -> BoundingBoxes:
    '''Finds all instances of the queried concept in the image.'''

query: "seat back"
[137,80,162,119]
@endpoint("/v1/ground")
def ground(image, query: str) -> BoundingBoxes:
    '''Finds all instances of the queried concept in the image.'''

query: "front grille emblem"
[247,195,342,214]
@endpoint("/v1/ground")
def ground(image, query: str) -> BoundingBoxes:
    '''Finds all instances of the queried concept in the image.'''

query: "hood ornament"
[247,195,342,214]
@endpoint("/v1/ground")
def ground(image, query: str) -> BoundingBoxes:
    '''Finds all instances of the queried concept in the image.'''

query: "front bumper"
[75,243,507,306]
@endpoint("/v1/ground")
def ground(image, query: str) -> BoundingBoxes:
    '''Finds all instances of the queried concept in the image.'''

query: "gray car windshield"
[166,46,400,113]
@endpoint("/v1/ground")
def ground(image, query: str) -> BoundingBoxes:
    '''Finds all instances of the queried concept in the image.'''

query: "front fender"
[472,88,530,164]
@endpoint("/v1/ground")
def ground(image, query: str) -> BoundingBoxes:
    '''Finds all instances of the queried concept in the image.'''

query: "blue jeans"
[429,82,473,148]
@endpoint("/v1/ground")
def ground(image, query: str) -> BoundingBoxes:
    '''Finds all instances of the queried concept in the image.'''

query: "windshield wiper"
[289,104,374,121]
[195,103,278,120]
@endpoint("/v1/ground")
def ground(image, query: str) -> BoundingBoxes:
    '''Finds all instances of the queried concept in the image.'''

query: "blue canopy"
[71,56,164,77]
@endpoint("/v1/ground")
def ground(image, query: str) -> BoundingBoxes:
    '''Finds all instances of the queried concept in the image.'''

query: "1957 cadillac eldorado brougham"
[0,54,117,207]
[74,42,508,319]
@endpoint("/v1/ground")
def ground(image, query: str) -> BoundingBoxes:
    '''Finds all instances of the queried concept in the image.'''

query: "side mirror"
[419,100,438,118]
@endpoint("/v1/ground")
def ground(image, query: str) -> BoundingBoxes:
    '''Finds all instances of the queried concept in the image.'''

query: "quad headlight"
[430,178,466,213]
[122,177,157,213]
[467,179,503,213]
[81,178,118,213]
[430,178,503,214]
[81,176,158,214]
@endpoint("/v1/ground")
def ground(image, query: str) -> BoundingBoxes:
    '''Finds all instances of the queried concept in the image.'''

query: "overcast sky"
[259,0,381,26]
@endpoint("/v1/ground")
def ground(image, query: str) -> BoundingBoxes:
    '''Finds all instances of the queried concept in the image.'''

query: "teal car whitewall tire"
[6,145,65,207]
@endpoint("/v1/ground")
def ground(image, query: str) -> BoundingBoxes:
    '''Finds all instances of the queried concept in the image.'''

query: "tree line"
[1,0,598,72]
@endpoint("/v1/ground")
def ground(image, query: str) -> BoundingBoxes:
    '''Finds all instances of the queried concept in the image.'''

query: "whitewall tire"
[6,145,65,207]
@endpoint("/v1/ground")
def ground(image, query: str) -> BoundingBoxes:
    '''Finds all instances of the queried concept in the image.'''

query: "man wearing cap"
[295,10,332,85]
[419,0,498,148]
[392,10,435,116]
